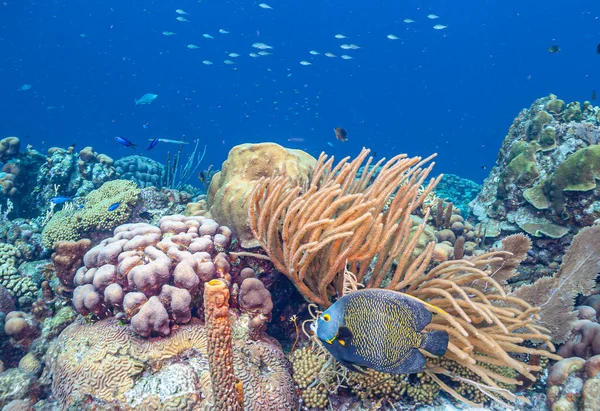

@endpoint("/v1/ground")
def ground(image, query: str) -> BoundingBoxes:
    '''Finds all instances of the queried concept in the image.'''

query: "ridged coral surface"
[46,317,298,410]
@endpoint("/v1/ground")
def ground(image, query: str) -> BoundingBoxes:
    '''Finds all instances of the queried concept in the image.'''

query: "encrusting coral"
[249,147,560,406]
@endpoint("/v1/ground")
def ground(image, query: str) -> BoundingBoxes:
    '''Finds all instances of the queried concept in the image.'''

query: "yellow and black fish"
[547,45,560,53]
[315,289,448,374]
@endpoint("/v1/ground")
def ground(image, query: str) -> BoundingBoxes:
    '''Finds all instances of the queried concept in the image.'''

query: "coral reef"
[115,155,165,188]
[44,317,297,410]
[51,239,91,295]
[249,148,559,406]
[42,179,140,248]
[207,142,316,248]
[0,243,37,307]
[71,215,232,337]
[470,94,600,269]
[434,173,481,218]
[513,225,600,343]
[547,355,600,410]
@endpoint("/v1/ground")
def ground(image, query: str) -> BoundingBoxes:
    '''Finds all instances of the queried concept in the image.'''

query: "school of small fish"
[160,7,449,70]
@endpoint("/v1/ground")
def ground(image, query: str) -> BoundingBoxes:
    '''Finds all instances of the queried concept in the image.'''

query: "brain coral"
[42,179,140,248]
[207,142,316,248]
[72,214,232,337]
[46,317,297,410]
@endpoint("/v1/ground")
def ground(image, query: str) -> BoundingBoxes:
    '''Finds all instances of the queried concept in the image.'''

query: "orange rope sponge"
[204,279,243,410]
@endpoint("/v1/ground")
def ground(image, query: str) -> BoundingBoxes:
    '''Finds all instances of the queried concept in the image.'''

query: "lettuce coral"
[523,145,600,218]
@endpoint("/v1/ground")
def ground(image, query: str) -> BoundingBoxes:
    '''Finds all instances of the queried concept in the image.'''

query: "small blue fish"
[146,138,159,151]
[143,122,150,129]
[50,196,71,204]
[115,136,137,149]
[107,202,121,211]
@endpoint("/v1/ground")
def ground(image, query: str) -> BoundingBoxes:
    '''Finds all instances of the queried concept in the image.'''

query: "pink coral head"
[130,296,171,337]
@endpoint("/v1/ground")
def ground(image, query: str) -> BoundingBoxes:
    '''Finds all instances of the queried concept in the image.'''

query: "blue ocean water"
[0,0,598,183]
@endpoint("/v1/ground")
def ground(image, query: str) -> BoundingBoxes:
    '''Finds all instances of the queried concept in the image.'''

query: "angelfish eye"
[323,314,330,322]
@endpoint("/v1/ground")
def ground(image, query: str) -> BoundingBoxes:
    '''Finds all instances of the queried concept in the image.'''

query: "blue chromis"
[50,196,71,204]
[315,289,449,374]
[114,136,137,149]
[107,201,121,211]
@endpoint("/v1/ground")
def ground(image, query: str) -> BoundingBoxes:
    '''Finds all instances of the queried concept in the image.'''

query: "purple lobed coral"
[72,215,232,337]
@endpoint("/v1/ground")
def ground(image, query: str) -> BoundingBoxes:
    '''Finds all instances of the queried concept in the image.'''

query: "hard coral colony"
[1,94,600,410]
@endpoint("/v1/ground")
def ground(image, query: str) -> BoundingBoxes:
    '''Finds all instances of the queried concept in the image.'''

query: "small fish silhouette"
[334,127,348,142]
[115,136,137,149]
[50,196,71,204]
[146,138,159,151]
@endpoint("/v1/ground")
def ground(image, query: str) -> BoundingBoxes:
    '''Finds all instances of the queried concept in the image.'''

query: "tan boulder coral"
[207,142,316,248]
[45,317,298,410]
[0,137,20,162]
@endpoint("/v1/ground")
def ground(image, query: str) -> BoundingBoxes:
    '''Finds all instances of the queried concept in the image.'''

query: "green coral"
[498,142,540,198]
[538,126,556,151]
[519,222,569,238]
[0,243,37,306]
[523,145,600,217]
[291,347,330,409]
[42,180,140,248]
[562,101,582,122]
[527,111,552,140]
[545,98,565,114]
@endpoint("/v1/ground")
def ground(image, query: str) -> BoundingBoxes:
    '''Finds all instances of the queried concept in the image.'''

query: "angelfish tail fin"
[420,330,449,357]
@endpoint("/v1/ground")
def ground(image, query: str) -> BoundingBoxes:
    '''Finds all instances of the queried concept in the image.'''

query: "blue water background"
[0,0,598,184]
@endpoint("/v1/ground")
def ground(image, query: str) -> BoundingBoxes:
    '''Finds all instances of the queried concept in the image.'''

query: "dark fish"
[50,196,71,204]
[593,90,597,101]
[334,127,348,142]
[107,201,121,211]
[146,137,159,151]
[481,165,487,170]
[547,45,560,53]
[597,43,600,54]
[114,136,137,149]
[315,289,448,374]
[138,211,152,220]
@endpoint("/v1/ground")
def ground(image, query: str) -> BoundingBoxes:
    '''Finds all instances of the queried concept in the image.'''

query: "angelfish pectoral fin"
[337,326,354,344]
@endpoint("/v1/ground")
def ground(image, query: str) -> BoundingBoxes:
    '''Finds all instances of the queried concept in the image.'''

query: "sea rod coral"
[248,147,560,406]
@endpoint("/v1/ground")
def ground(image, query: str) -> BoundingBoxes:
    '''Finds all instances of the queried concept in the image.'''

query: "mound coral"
[547,355,600,410]
[72,215,232,337]
[45,317,297,410]
[249,148,559,406]
[208,142,316,248]
[42,179,140,248]
[115,155,165,188]
[0,137,20,162]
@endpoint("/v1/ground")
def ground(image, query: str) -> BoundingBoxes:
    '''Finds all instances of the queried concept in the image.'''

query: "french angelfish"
[315,288,449,374]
